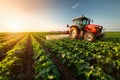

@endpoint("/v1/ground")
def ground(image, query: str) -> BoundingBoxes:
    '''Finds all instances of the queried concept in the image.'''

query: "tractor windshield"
[73,19,89,28]
[73,20,81,26]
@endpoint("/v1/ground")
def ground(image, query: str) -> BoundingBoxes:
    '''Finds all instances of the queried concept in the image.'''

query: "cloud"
[72,3,79,9]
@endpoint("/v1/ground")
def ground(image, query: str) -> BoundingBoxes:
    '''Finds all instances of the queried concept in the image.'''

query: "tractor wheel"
[84,32,95,41]
[69,27,78,39]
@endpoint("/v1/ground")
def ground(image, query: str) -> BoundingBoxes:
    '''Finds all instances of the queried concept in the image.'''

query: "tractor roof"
[73,15,89,21]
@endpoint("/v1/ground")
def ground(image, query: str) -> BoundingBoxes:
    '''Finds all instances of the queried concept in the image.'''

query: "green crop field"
[0,32,120,80]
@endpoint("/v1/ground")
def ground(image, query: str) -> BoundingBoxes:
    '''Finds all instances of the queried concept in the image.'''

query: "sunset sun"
[9,20,22,32]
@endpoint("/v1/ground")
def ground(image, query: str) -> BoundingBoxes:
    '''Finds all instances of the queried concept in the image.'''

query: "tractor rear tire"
[69,27,78,39]
[84,32,95,41]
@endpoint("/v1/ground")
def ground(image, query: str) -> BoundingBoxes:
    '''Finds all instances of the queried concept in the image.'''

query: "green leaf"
[0,76,9,80]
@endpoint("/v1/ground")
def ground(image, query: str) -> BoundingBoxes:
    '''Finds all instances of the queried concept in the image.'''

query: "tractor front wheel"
[84,32,95,41]
[69,27,78,39]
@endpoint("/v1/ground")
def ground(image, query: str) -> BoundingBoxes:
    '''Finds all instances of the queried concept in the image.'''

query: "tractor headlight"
[99,27,101,28]
[99,26,103,29]
[96,26,102,32]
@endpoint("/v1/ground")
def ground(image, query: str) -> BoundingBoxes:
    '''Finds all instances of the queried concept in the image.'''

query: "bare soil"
[35,36,78,80]
[23,34,34,80]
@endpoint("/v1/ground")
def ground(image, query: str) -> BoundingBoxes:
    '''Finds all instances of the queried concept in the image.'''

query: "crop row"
[31,35,60,80]
[0,34,25,61]
[100,32,120,42]
[0,33,11,39]
[0,34,28,80]
[0,33,60,80]
[0,32,119,80]
[35,33,120,80]
[0,33,25,43]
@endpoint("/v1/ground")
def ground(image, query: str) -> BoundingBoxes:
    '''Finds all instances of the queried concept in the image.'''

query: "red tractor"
[67,15,104,41]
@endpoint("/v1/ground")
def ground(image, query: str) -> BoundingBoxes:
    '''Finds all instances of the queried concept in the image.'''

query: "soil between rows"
[23,34,34,80]
[34,36,78,80]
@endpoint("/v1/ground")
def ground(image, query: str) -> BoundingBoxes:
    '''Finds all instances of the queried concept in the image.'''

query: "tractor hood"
[86,24,103,28]
[85,24,103,33]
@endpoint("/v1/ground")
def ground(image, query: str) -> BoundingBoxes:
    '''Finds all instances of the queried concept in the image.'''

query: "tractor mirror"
[67,24,69,28]
[89,19,93,24]
[91,20,93,23]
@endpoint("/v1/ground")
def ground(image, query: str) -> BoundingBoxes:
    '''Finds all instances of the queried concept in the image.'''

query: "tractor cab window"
[73,19,89,28]
[82,20,88,25]
[73,20,80,25]
[73,20,82,27]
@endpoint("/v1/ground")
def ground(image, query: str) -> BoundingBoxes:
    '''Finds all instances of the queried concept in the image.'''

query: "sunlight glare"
[9,20,22,32]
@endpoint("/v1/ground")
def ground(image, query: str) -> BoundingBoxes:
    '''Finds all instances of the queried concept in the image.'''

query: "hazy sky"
[0,0,120,32]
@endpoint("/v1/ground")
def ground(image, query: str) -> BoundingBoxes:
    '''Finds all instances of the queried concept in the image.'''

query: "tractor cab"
[72,16,90,29]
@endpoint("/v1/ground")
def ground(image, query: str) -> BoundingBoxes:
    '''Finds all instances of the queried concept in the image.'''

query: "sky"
[0,0,120,32]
